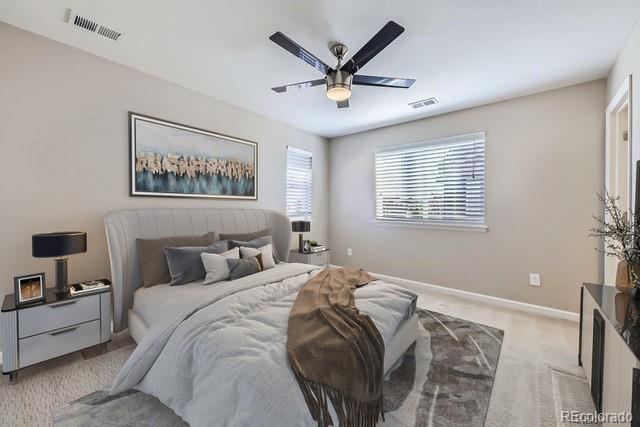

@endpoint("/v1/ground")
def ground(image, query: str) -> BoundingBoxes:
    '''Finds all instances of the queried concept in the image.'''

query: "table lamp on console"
[32,231,87,296]
[291,220,311,253]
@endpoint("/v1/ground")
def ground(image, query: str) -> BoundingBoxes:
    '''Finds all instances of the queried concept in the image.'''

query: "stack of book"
[69,280,109,296]
[309,245,327,253]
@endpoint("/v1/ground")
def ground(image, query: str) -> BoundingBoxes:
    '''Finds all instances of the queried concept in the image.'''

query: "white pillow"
[201,247,240,285]
[240,244,276,270]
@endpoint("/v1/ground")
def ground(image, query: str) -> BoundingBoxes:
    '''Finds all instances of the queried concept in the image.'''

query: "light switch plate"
[529,273,541,287]
[347,248,353,256]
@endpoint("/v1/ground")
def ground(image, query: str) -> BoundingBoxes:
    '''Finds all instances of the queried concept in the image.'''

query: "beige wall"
[328,80,606,313]
[0,22,329,299]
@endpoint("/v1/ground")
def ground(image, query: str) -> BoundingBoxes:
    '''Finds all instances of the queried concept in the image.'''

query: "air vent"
[409,97,438,109]
[66,10,124,41]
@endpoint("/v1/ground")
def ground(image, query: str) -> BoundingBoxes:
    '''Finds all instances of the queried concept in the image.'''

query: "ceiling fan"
[269,21,415,109]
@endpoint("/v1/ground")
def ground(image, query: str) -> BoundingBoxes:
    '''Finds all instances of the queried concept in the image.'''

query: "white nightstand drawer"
[18,295,100,338]
[19,320,100,367]
[307,251,329,266]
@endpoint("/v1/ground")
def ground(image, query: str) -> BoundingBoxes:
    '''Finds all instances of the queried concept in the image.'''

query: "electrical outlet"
[347,248,353,256]
[529,273,541,287]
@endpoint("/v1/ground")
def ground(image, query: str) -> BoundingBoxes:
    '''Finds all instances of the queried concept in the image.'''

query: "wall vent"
[409,98,438,109]
[66,10,124,41]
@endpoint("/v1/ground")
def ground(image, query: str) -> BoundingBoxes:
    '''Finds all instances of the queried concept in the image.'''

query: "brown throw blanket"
[287,267,385,427]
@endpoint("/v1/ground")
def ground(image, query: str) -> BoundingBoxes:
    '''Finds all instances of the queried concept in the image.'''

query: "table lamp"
[32,231,87,296]
[291,221,311,253]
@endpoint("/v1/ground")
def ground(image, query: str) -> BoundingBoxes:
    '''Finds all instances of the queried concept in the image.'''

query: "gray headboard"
[104,208,291,332]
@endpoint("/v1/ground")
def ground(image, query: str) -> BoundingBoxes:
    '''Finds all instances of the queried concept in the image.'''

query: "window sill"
[370,220,488,232]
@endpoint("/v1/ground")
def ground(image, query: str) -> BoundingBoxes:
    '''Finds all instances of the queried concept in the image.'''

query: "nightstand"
[288,249,330,268]
[1,281,112,382]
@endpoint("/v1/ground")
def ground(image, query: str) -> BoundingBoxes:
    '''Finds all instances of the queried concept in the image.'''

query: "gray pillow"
[137,231,216,287]
[227,257,261,281]
[165,240,229,286]
[229,236,280,263]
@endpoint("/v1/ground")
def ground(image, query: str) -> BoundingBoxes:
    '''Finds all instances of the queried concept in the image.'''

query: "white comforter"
[111,263,417,426]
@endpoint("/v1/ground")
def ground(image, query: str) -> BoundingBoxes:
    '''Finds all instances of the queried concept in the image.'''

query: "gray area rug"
[53,309,504,426]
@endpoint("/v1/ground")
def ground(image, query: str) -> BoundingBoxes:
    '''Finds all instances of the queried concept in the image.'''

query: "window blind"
[286,146,313,219]
[375,132,485,226]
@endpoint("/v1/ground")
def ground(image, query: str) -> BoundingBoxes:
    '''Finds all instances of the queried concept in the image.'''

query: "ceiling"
[1,1,639,138]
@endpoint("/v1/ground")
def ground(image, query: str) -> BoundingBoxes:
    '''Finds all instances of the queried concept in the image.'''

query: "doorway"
[604,76,632,285]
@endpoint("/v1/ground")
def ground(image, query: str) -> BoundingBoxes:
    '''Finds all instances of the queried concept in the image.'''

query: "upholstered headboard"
[104,208,291,331]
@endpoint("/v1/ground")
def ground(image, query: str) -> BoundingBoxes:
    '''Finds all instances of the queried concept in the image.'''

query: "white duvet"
[111,263,417,426]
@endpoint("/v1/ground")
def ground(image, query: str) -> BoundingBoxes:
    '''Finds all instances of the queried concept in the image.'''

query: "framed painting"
[130,113,257,199]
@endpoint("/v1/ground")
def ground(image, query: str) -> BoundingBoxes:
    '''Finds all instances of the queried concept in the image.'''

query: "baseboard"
[334,266,579,322]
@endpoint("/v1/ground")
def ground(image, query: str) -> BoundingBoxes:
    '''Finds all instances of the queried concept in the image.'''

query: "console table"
[580,284,640,426]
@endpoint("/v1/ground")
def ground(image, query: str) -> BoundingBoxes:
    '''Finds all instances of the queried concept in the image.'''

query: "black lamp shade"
[32,232,87,258]
[291,221,310,233]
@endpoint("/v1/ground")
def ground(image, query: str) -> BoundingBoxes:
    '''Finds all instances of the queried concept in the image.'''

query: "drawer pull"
[49,301,77,309]
[49,326,78,336]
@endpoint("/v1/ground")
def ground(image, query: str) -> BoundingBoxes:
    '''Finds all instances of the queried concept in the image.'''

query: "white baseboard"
[337,266,579,322]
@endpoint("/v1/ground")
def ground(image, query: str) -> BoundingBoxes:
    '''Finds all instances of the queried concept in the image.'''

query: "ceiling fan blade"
[353,74,415,88]
[341,21,405,74]
[269,32,331,75]
[337,99,350,109]
[271,79,326,93]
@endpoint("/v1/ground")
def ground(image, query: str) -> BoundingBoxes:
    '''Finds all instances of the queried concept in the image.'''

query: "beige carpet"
[0,288,595,426]
[0,333,135,427]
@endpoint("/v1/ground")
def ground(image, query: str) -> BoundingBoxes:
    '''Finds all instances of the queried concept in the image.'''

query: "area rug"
[53,309,504,426]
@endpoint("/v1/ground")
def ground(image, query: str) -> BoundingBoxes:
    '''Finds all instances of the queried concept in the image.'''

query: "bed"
[105,208,418,425]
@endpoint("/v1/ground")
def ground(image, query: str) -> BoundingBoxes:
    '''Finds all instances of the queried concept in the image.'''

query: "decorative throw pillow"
[165,240,229,286]
[227,257,262,281]
[201,247,240,285]
[229,236,280,263]
[137,232,216,287]
[240,244,276,270]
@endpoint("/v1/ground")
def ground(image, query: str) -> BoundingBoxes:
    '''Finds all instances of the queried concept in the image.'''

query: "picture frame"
[14,273,46,306]
[129,112,258,200]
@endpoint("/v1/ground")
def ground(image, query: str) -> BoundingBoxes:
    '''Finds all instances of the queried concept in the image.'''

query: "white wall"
[328,80,606,313]
[607,16,640,206]
[0,22,329,299]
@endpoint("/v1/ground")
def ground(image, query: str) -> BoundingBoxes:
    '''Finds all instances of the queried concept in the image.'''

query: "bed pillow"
[240,244,276,270]
[201,247,240,285]
[137,231,216,287]
[227,257,262,281]
[229,236,280,263]
[219,229,271,242]
[165,240,229,286]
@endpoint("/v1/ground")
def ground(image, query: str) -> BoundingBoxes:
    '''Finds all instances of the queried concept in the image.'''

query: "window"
[286,146,313,219]
[375,132,486,228]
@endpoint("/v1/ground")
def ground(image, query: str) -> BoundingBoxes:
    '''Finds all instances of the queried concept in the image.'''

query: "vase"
[615,261,640,294]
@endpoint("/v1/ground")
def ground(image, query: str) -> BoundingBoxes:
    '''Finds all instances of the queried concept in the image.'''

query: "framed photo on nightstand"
[14,272,46,306]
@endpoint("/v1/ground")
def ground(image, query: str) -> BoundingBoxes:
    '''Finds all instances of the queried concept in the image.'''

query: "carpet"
[53,309,503,426]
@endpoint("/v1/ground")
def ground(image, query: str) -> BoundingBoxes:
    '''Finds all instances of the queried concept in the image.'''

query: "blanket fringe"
[293,370,384,427]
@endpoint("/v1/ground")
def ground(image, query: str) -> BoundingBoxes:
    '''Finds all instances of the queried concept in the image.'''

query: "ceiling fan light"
[326,85,352,101]
[326,70,353,101]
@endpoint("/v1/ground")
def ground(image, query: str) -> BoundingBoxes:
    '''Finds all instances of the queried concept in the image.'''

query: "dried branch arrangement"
[590,192,640,288]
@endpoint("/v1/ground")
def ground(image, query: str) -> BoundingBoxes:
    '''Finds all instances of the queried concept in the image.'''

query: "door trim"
[604,75,633,285]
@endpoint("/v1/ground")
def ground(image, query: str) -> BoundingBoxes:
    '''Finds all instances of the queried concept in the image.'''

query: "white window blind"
[287,146,313,219]
[375,132,485,227]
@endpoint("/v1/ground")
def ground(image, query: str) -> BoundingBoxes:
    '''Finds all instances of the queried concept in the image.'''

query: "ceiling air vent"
[409,98,438,109]
[66,10,124,41]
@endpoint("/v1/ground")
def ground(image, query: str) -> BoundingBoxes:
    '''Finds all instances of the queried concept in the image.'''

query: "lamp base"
[298,233,304,253]
[54,258,69,296]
